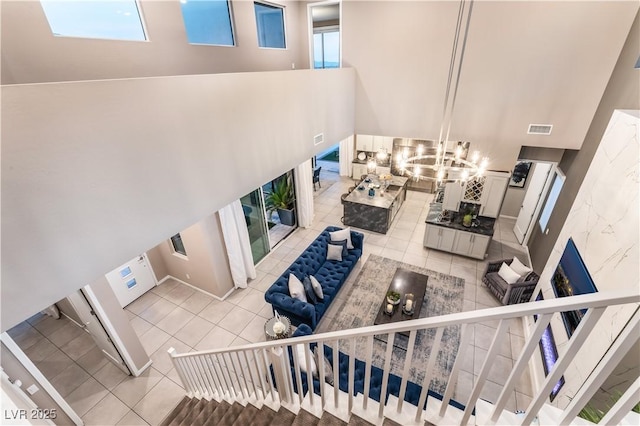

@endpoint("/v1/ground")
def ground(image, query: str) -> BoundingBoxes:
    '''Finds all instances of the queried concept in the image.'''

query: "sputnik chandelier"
[397,0,489,184]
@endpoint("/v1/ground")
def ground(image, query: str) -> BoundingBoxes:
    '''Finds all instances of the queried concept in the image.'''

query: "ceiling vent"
[314,133,324,145]
[528,124,553,135]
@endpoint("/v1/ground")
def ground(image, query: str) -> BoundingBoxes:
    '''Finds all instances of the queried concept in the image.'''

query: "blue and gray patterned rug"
[316,254,465,395]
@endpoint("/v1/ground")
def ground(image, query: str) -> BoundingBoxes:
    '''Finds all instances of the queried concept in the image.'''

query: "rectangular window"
[313,29,339,69]
[170,233,187,257]
[254,2,285,49]
[180,0,235,46]
[539,169,565,232]
[40,0,147,41]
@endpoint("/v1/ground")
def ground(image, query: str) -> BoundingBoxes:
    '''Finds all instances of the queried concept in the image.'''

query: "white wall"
[1,68,355,330]
[534,110,639,408]
[342,1,638,170]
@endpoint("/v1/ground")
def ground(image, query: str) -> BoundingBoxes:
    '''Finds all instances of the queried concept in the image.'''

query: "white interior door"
[514,162,553,244]
[105,254,156,308]
[66,291,130,374]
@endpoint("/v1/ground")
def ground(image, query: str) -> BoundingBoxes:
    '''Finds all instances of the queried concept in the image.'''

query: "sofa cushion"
[486,272,508,292]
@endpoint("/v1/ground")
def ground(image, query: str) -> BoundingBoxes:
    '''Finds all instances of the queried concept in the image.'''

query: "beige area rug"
[315,254,465,394]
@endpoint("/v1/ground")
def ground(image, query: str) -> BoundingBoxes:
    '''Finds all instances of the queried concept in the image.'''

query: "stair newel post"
[168,348,192,395]
[269,344,292,404]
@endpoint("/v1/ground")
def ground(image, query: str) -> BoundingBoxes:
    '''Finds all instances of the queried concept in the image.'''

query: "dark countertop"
[425,203,495,236]
[344,176,409,209]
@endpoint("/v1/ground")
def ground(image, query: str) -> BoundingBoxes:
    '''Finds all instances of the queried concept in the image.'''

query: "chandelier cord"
[445,0,475,145]
[438,0,467,146]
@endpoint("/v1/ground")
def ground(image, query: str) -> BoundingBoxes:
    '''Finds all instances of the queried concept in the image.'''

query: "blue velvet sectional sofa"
[264,226,363,330]
[281,325,468,411]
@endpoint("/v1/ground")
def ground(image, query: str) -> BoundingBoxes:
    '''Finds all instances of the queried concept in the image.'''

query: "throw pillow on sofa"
[329,239,348,257]
[498,262,521,284]
[313,346,334,385]
[326,243,343,261]
[329,227,354,249]
[303,276,319,304]
[288,274,307,302]
[510,256,531,277]
[295,344,317,375]
[309,275,324,301]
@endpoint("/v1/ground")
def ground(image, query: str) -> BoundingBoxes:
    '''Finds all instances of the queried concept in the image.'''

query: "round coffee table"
[264,315,291,340]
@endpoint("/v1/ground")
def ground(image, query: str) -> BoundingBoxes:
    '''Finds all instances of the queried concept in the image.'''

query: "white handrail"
[167,290,640,425]
[170,290,639,359]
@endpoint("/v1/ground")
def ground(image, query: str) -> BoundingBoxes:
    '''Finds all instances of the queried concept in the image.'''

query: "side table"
[265,315,291,340]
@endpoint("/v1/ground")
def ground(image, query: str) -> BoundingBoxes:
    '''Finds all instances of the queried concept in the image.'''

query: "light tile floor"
[7,171,533,425]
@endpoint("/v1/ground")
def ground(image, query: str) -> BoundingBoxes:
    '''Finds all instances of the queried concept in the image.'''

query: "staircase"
[161,396,405,426]
[165,291,640,425]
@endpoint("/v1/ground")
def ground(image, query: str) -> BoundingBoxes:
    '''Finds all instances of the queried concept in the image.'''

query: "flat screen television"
[551,238,598,337]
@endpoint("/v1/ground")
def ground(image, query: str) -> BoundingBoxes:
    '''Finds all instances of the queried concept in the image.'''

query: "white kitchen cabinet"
[443,182,462,212]
[352,163,368,179]
[452,231,490,259]
[423,224,456,251]
[373,136,394,153]
[479,172,510,218]
[356,134,374,152]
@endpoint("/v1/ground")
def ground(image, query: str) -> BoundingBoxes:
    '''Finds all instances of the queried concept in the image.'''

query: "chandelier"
[396,0,488,184]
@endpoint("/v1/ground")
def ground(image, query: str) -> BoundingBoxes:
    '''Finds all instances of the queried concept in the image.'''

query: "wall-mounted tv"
[551,238,598,337]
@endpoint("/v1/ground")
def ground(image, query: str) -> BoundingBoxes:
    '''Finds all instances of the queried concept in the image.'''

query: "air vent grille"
[528,124,553,135]
[314,133,324,145]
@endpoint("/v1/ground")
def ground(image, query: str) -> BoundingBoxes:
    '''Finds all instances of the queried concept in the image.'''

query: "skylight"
[180,0,235,46]
[40,0,147,41]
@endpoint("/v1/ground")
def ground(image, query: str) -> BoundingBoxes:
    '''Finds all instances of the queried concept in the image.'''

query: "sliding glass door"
[240,190,270,264]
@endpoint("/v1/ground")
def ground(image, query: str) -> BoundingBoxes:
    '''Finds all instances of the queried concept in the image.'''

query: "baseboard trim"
[499,214,518,220]
[162,275,229,302]
[130,358,153,377]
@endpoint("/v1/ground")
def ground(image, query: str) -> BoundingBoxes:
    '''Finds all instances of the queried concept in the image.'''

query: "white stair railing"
[168,290,639,425]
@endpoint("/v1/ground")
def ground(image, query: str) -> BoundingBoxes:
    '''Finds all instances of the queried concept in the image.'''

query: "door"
[514,162,553,244]
[66,291,130,374]
[106,254,157,308]
[241,189,270,264]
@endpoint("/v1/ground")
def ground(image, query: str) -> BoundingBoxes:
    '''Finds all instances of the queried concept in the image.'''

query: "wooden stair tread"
[160,396,191,426]
[218,402,244,426]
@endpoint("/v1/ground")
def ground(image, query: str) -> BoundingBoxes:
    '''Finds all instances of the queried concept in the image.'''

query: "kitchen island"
[343,175,409,234]
[423,202,495,259]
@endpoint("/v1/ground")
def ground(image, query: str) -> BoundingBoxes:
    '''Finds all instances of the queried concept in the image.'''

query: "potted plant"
[265,176,296,226]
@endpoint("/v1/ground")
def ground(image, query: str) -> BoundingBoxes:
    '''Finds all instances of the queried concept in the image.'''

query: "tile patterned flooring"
[7,171,533,425]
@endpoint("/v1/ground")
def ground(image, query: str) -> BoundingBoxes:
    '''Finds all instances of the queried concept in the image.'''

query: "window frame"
[538,168,566,233]
[39,0,149,42]
[180,0,236,47]
[313,25,340,69]
[253,1,287,50]
[170,233,188,259]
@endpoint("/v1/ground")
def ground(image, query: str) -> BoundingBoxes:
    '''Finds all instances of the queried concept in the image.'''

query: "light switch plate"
[26,384,39,395]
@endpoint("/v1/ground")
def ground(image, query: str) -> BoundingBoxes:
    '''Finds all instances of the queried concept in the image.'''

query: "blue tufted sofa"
[264,226,363,330]
[274,325,468,411]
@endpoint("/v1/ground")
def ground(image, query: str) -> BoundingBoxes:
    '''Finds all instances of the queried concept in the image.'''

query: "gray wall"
[147,213,234,298]
[1,68,355,330]
[500,147,565,217]
[342,1,637,170]
[528,11,640,272]
[1,0,307,84]
[1,341,76,425]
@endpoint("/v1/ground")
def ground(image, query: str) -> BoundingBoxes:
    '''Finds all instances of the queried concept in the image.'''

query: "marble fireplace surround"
[527,109,639,409]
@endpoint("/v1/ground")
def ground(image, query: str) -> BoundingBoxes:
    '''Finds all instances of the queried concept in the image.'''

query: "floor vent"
[528,124,553,135]
[314,133,324,145]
